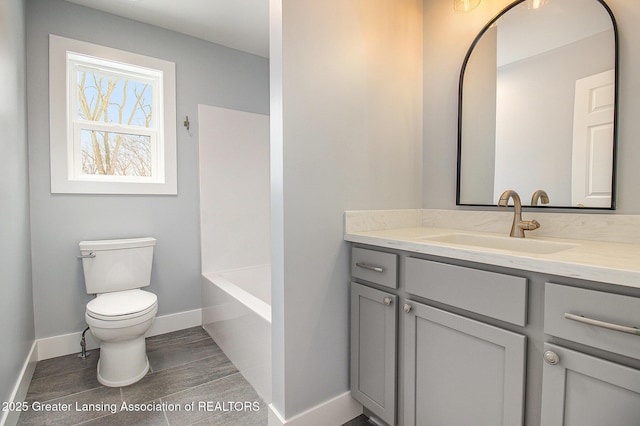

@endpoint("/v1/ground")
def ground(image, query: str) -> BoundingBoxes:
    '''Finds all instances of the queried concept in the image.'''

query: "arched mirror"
[457,0,618,208]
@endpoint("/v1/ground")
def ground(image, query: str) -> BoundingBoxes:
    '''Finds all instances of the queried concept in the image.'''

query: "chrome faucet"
[498,190,540,238]
[531,189,550,206]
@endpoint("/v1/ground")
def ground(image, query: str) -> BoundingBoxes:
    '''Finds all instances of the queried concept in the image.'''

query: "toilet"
[79,237,158,387]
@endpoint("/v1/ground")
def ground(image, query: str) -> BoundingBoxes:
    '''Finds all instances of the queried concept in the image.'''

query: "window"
[49,35,177,194]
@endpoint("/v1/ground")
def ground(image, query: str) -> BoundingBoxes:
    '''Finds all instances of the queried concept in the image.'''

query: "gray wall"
[423,0,640,214]
[26,0,269,339]
[493,30,613,205]
[459,25,497,204]
[0,0,35,405]
[271,0,423,419]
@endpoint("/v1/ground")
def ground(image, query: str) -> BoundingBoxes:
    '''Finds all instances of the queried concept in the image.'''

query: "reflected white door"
[571,69,614,208]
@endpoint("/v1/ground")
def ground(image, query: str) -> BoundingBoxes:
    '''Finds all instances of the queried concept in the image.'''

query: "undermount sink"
[418,233,578,254]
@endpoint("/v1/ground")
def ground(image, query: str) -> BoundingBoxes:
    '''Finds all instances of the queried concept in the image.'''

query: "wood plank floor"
[17,327,267,425]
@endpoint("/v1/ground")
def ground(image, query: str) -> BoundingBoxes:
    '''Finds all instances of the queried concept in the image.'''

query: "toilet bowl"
[85,289,158,387]
[79,237,158,387]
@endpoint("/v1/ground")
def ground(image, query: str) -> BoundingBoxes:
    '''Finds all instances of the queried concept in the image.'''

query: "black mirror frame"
[456,0,619,210]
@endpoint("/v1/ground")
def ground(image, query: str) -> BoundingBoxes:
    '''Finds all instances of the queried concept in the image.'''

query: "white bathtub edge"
[202,272,271,323]
[202,268,272,403]
[267,391,363,426]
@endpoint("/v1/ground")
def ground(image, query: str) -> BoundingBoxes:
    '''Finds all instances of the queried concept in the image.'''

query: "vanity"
[345,1,637,424]
[345,210,640,426]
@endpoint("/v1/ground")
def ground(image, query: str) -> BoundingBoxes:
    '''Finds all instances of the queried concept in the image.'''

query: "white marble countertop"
[345,226,640,289]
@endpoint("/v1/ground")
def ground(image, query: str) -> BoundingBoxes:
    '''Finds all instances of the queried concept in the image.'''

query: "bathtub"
[201,265,271,403]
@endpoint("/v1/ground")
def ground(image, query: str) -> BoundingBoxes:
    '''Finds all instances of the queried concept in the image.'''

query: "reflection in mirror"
[457,0,617,208]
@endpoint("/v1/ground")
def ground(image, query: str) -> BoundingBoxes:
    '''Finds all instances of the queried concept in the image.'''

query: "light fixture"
[528,0,549,9]
[453,0,481,13]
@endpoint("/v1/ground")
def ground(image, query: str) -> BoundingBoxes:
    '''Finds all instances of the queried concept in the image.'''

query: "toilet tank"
[79,237,156,294]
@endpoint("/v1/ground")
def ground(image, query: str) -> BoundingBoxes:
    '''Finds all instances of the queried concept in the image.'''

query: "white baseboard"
[147,308,203,338]
[0,342,37,426]
[268,392,362,426]
[36,330,100,361]
[36,308,203,361]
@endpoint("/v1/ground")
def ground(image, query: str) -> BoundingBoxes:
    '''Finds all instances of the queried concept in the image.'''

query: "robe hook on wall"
[184,115,190,131]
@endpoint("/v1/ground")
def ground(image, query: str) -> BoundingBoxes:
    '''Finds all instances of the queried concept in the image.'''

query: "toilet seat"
[87,289,157,321]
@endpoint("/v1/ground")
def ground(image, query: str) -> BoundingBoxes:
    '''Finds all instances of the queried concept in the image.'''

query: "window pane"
[77,70,153,128]
[80,130,152,177]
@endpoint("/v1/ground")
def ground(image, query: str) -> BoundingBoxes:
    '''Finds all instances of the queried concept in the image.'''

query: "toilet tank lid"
[79,237,156,251]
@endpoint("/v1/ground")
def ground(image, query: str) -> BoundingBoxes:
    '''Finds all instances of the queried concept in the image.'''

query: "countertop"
[345,226,640,289]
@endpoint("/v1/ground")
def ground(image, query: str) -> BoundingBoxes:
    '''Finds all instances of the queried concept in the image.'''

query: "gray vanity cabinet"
[349,245,640,425]
[350,281,398,426]
[540,343,640,425]
[402,300,526,426]
[350,249,527,426]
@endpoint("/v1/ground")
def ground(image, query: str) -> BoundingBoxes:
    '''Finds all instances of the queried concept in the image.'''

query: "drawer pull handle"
[383,297,393,306]
[564,313,640,336]
[355,262,384,273]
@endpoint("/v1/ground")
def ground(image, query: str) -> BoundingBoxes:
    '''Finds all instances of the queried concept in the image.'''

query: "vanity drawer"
[351,247,398,289]
[544,283,640,360]
[404,257,527,326]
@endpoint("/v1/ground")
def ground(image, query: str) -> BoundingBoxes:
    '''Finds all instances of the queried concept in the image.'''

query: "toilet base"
[96,336,150,387]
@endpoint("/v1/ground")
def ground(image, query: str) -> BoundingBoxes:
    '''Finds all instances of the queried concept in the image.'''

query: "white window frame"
[49,35,177,194]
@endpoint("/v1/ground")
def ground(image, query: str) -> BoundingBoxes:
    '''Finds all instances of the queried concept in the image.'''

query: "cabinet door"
[350,282,397,425]
[540,343,640,426]
[403,300,526,426]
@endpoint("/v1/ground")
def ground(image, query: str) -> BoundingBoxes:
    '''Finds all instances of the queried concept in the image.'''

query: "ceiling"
[496,0,613,66]
[64,0,270,58]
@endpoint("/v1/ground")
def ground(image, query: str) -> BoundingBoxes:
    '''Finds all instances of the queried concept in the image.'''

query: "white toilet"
[79,237,158,387]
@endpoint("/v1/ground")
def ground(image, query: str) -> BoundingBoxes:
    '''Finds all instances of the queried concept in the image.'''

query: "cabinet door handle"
[564,313,640,336]
[383,297,393,306]
[355,262,384,273]
[403,303,413,314]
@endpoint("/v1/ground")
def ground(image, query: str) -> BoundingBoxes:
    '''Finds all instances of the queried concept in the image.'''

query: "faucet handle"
[531,190,549,206]
[521,219,540,231]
